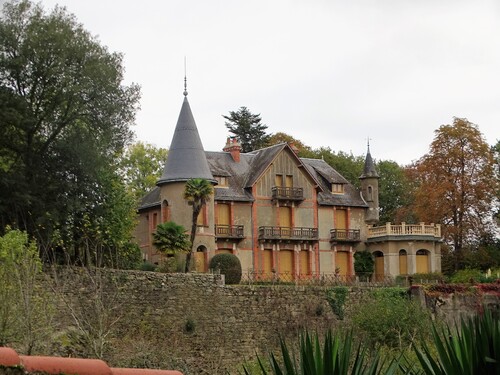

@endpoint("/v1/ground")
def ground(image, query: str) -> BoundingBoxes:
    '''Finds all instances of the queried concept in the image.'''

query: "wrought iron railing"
[330,229,361,242]
[215,224,244,239]
[258,226,318,240]
[240,271,399,286]
[271,186,304,200]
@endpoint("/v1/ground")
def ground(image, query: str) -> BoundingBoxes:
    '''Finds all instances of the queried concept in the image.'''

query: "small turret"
[359,141,379,225]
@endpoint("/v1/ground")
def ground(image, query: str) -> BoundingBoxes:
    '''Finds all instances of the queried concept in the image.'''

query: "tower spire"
[183,57,188,97]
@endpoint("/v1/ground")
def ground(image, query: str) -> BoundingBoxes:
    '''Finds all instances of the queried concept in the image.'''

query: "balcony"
[271,186,304,201]
[258,226,318,241]
[367,222,441,242]
[215,225,244,240]
[330,229,361,243]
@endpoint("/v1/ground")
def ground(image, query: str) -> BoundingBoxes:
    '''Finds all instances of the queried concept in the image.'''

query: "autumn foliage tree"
[410,118,498,268]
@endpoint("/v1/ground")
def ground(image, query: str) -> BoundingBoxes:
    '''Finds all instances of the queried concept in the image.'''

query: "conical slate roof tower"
[157,86,215,185]
[360,143,379,179]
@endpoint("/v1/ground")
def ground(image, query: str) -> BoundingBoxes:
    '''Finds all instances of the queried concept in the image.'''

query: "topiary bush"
[209,253,242,284]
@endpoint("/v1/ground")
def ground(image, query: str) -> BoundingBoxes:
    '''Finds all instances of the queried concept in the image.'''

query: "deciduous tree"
[120,142,168,202]
[411,118,498,267]
[0,0,141,264]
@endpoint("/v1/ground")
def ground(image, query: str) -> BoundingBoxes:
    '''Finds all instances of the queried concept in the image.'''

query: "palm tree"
[152,221,190,256]
[183,178,213,272]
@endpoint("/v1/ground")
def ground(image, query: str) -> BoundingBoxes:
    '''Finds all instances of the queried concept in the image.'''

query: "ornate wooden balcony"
[271,186,304,201]
[215,224,244,239]
[258,226,318,241]
[330,229,361,243]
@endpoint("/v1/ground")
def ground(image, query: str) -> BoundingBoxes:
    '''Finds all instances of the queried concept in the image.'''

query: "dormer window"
[215,176,228,187]
[332,183,344,194]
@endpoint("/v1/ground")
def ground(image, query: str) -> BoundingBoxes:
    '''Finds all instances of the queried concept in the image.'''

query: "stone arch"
[373,251,384,281]
[195,245,207,273]
[399,249,408,275]
[416,249,430,274]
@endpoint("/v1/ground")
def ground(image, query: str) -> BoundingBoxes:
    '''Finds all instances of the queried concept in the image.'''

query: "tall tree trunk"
[185,206,200,272]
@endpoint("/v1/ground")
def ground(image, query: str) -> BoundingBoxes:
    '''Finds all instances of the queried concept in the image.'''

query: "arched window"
[399,249,408,275]
[416,249,430,274]
[161,200,170,222]
[195,245,207,273]
[367,186,373,201]
[373,251,384,281]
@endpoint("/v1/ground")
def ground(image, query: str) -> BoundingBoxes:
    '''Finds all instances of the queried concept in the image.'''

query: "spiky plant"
[243,330,398,375]
[410,310,499,375]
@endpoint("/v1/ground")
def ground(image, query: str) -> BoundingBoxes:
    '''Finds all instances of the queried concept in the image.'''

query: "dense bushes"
[351,288,431,350]
[209,253,242,284]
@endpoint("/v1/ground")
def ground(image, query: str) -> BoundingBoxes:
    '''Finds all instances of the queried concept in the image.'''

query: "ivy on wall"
[326,286,349,320]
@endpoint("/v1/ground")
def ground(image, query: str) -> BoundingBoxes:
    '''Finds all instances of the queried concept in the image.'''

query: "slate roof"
[138,186,161,211]
[139,143,368,209]
[157,96,216,185]
[206,151,255,202]
[301,158,367,207]
[360,146,379,179]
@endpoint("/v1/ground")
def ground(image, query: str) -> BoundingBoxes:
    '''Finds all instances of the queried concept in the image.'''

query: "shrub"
[354,250,374,278]
[352,288,432,350]
[139,261,156,272]
[209,253,242,284]
[326,286,349,320]
[449,268,483,283]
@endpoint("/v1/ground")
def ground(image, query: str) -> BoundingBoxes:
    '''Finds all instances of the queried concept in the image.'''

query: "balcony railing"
[271,186,304,201]
[258,226,318,241]
[368,222,441,239]
[330,229,361,242]
[215,224,244,239]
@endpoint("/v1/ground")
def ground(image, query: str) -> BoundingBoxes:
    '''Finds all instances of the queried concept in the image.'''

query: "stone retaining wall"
[40,268,499,374]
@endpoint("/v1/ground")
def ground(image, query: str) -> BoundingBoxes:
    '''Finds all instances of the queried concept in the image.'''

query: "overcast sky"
[31,1,500,164]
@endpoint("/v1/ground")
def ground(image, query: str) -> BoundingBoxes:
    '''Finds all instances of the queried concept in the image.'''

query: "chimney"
[289,142,299,155]
[223,137,241,162]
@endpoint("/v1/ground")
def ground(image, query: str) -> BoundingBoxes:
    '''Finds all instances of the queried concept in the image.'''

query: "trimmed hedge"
[209,253,242,284]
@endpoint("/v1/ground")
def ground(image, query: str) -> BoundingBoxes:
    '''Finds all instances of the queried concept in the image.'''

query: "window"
[332,184,344,194]
[367,185,373,201]
[275,174,283,187]
[215,176,228,187]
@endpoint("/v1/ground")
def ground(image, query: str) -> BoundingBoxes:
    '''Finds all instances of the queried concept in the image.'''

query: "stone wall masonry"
[40,268,500,374]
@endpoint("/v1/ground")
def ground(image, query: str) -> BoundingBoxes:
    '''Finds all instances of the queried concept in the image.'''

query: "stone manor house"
[134,90,442,280]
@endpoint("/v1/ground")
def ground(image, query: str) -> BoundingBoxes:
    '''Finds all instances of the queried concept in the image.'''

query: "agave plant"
[243,330,398,375]
[409,310,499,375]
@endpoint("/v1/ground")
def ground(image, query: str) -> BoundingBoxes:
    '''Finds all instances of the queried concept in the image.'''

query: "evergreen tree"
[223,106,271,152]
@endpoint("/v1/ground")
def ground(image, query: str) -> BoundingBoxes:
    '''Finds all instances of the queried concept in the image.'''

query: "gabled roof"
[157,96,215,185]
[302,158,367,207]
[244,143,287,187]
[206,151,254,202]
[139,142,368,209]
